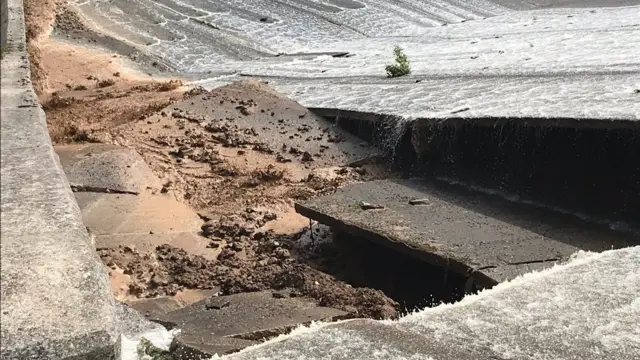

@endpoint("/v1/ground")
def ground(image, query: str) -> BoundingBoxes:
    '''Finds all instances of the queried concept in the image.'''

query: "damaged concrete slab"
[147,291,347,358]
[56,143,162,194]
[55,144,216,259]
[295,179,637,286]
[167,81,380,170]
[226,247,640,360]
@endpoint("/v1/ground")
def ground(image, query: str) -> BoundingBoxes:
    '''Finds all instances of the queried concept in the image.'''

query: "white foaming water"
[119,328,180,360]
[76,0,640,120]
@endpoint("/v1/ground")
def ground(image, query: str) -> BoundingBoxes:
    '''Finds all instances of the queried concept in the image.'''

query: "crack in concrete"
[69,184,139,195]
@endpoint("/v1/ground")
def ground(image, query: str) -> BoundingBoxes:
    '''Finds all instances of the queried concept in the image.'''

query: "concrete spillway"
[71,0,640,122]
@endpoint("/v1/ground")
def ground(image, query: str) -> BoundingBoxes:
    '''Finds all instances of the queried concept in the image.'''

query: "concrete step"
[295,179,636,286]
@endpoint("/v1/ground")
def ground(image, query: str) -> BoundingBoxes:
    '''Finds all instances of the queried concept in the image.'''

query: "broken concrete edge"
[309,107,640,131]
[294,203,498,289]
[0,0,158,358]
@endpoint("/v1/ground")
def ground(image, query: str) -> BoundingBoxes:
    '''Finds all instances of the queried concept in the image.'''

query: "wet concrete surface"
[56,144,216,259]
[296,179,637,286]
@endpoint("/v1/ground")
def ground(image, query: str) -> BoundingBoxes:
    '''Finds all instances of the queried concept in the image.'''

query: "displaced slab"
[225,247,640,360]
[152,291,347,357]
[56,144,162,194]
[127,289,221,320]
[296,179,637,285]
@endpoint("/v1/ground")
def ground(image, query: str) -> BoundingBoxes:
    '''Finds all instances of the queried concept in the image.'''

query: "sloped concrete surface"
[0,0,157,358]
[56,144,163,194]
[76,1,640,124]
[226,247,640,360]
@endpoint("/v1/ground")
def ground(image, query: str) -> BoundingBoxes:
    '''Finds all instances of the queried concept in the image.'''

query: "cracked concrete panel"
[153,291,347,357]
[56,144,163,194]
[295,179,636,285]
[76,192,215,259]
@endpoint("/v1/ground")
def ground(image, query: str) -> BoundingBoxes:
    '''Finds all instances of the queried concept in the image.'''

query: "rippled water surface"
[75,0,640,120]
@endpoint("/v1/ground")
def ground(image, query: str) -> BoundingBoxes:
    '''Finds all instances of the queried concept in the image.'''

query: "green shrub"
[385,45,411,78]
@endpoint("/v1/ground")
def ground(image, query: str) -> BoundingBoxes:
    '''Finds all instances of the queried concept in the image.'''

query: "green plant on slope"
[385,45,411,78]
[137,338,174,360]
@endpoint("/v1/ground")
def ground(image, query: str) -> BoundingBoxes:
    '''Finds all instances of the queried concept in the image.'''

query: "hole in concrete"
[314,230,472,314]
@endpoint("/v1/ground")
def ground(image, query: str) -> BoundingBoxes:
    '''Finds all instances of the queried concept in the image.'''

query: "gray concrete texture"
[56,144,216,259]
[153,291,347,357]
[296,179,638,285]
[0,0,157,358]
[56,144,163,194]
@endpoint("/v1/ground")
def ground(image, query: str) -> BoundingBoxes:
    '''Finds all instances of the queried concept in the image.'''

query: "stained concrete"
[295,179,637,286]
[75,191,216,258]
[55,144,216,259]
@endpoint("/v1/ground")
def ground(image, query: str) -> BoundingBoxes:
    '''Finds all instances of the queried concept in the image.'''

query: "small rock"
[276,154,292,163]
[272,291,287,299]
[230,242,244,252]
[201,220,218,236]
[263,212,278,221]
[409,198,430,206]
[301,151,314,162]
[151,273,169,286]
[274,247,290,259]
[237,105,253,116]
[359,201,384,210]
[205,297,230,310]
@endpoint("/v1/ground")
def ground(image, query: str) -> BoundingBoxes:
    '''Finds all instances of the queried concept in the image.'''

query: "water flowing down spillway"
[71,0,640,120]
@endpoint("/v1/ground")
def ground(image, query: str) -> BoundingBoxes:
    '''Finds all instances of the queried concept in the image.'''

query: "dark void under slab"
[295,179,637,287]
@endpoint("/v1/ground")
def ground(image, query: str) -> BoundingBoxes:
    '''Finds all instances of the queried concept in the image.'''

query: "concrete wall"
[0,0,154,358]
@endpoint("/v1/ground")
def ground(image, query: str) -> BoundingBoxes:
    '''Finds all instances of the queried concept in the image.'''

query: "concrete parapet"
[0,0,155,358]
